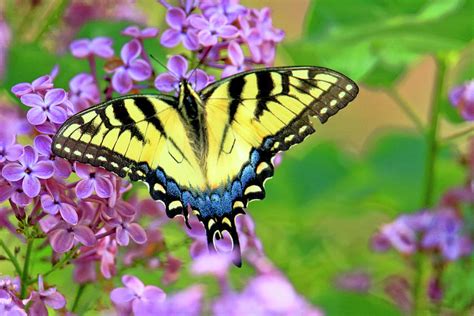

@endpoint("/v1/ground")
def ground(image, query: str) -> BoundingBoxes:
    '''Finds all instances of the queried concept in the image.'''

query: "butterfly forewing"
[202,66,358,191]
[52,95,206,190]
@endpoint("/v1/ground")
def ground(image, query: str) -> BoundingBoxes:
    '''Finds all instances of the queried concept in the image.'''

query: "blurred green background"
[1,0,473,314]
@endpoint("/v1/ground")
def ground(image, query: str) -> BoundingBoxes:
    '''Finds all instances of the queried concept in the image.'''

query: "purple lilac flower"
[238,8,284,66]
[0,180,31,207]
[449,80,474,121]
[68,73,100,113]
[74,162,114,199]
[0,104,31,137]
[0,134,22,163]
[122,25,159,39]
[213,273,323,316]
[2,146,54,198]
[110,39,152,94]
[48,221,96,253]
[110,275,166,315]
[154,55,209,93]
[162,255,182,285]
[191,252,233,279]
[41,183,78,225]
[157,285,204,316]
[334,270,372,293]
[160,7,199,50]
[200,0,246,23]
[34,135,72,178]
[222,40,247,78]
[20,89,69,125]
[0,276,25,316]
[422,208,472,260]
[96,234,118,278]
[11,75,53,97]
[26,275,66,315]
[189,13,239,46]
[70,37,114,59]
[108,216,147,246]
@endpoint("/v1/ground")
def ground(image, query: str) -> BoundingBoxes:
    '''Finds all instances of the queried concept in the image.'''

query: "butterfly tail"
[201,209,245,267]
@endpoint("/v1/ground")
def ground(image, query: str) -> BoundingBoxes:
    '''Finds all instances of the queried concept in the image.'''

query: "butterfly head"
[178,79,203,120]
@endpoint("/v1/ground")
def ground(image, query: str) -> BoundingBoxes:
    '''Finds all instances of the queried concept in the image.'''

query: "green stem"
[388,89,425,133]
[442,126,474,143]
[0,240,22,276]
[413,56,447,316]
[421,56,447,208]
[30,247,77,285]
[20,239,34,299]
[71,284,87,313]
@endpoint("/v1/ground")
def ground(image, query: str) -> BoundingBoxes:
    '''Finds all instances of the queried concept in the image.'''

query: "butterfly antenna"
[150,54,178,80]
[188,46,212,88]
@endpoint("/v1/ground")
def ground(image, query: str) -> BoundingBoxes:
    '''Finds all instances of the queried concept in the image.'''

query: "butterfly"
[52,66,358,265]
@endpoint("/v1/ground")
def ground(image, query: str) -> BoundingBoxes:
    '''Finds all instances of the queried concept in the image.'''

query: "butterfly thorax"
[178,81,209,171]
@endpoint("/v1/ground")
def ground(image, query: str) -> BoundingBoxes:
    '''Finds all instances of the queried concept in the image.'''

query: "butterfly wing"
[199,66,358,252]
[52,95,207,217]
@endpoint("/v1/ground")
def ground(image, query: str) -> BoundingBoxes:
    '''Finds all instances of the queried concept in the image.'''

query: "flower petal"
[187,69,208,91]
[49,229,74,253]
[112,68,133,94]
[53,158,72,178]
[91,37,114,59]
[127,223,147,244]
[198,30,217,46]
[23,174,41,198]
[48,105,68,124]
[11,83,32,97]
[160,29,182,48]
[142,286,166,302]
[228,41,244,65]
[41,194,58,215]
[128,59,152,81]
[122,275,145,294]
[2,163,25,181]
[70,39,91,58]
[141,27,159,38]
[155,73,178,92]
[59,203,78,225]
[27,107,47,125]
[43,291,66,309]
[189,15,209,30]
[74,163,91,179]
[31,161,54,179]
[166,8,186,30]
[34,135,52,156]
[168,55,188,78]
[116,226,130,246]
[21,146,37,168]
[110,287,135,304]
[121,39,141,64]
[95,177,113,198]
[73,225,96,246]
[122,25,140,37]
[44,89,67,107]
[20,93,44,108]
[75,179,94,199]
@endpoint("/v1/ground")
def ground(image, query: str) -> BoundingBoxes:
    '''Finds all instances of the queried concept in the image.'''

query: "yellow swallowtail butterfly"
[52,66,358,265]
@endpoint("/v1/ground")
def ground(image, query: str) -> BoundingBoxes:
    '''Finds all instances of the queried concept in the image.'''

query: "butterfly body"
[52,66,359,265]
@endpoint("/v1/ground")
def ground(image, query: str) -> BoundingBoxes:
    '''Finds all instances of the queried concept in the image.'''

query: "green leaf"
[286,0,474,87]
